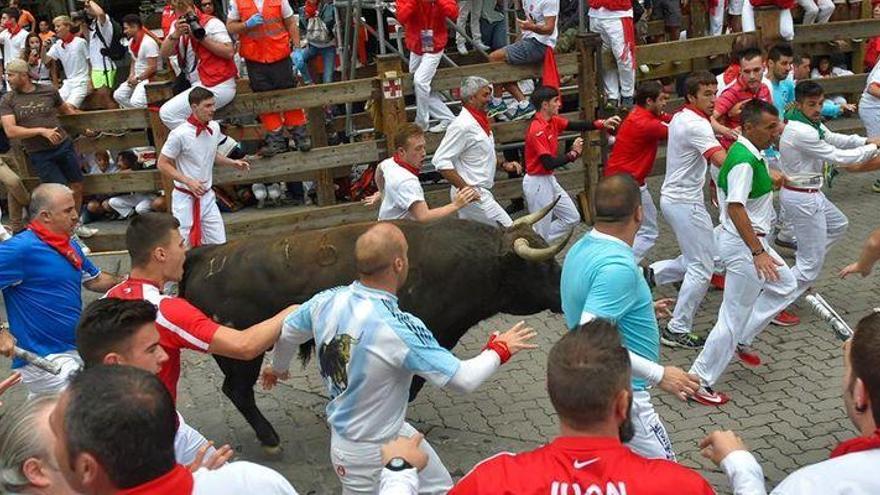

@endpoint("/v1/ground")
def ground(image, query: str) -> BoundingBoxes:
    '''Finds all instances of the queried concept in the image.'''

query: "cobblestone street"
[4,172,879,494]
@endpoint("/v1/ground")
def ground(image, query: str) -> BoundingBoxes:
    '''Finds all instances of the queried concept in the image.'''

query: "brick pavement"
[2,172,878,494]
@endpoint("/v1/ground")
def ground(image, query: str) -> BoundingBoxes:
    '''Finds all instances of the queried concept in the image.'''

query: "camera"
[183,12,206,40]
[70,9,92,23]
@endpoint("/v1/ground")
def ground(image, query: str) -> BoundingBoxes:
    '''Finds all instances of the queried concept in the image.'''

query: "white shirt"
[522,0,559,47]
[193,461,298,494]
[161,120,222,190]
[131,35,160,78]
[720,136,775,236]
[227,0,295,21]
[169,18,231,85]
[661,107,723,204]
[861,62,880,108]
[779,120,876,180]
[588,6,633,18]
[0,28,28,67]
[46,37,90,82]
[87,16,117,72]
[433,109,498,190]
[378,157,425,221]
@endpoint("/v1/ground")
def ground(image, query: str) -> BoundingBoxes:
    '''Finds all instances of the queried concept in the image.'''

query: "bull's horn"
[513,228,574,262]
[511,196,561,228]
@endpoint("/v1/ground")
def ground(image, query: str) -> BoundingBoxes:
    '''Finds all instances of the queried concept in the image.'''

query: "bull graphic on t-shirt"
[319,334,357,396]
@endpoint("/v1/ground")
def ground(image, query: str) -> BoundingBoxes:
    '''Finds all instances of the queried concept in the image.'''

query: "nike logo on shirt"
[573,458,600,469]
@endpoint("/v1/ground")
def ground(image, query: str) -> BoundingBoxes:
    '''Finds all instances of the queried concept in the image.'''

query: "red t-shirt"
[605,106,671,185]
[105,278,220,403]
[525,114,570,176]
[450,437,715,495]
[161,4,179,38]
[714,79,773,149]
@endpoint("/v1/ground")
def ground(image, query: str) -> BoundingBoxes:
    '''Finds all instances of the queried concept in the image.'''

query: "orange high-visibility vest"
[236,0,291,64]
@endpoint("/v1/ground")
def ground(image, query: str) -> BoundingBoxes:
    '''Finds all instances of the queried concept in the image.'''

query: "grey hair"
[28,183,73,219]
[460,76,491,102]
[0,396,59,493]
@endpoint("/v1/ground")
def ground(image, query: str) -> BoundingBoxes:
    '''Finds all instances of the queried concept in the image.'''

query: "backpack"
[94,17,127,62]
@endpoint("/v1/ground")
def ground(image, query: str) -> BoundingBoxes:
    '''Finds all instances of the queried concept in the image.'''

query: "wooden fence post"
[852,0,872,75]
[576,32,602,225]
[753,7,781,49]
[144,81,175,213]
[688,0,709,39]
[307,107,336,206]
[376,54,407,151]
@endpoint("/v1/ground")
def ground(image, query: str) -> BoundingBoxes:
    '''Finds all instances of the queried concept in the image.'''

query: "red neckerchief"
[682,103,711,121]
[465,105,491,136]
[393,153,421,177]
[129,28,148,58]
[187,114,212,137]
[116,465,194,495]
[5,21,21,37]
[28,220,82,270]
[830,429,880,458]
[722,63,740,85]
[60,32,75,47]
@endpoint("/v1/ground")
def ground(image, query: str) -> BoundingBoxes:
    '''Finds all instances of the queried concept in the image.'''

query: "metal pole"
[444,18,488,58]
[376,1,387,55]
[578,0,585,34]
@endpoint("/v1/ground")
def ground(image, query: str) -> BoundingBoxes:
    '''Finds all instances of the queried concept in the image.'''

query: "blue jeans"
[294,44,336,84]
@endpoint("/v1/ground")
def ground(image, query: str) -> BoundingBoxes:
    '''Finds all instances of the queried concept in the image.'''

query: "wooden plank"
[814,74,867,95]
[793,18,880,44]
[578,33,602,225]
[72,131,150,154]
[216,78,377,119]
[61,109,150,135]
[24,170,161,194]
[424,53,580,94]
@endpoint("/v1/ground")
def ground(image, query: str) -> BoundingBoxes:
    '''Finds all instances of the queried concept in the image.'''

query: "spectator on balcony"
[587,0,635,108]
[798,0,835,24]
[37,19,55,43]
[295,0,336,85]
[42,16,91,110]
[80,0,118,110]
[456,0,489,55]
[22,32,53,86]
[397,0,459,133]
[113,15,160,110]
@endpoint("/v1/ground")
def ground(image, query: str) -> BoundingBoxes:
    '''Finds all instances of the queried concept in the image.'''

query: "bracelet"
[751,247,765,257]
[483,333,511,364]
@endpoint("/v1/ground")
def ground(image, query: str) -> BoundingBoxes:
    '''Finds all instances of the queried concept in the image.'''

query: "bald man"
[262,223,537,495]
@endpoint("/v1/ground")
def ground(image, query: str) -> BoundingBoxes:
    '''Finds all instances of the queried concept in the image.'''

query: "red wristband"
[592,119,605,129]
[483,334,511,364]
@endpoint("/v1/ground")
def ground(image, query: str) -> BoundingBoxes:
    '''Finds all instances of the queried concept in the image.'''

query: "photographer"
[78,0,117,110]
[42,16,91,110]
[159,0,237,130]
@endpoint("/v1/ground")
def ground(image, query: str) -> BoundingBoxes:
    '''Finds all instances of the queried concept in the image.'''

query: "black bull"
[179,213,570,449]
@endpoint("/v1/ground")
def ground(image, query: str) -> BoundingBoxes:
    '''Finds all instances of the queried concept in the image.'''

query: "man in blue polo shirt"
[561,174,700,461]
[0,183,122,397]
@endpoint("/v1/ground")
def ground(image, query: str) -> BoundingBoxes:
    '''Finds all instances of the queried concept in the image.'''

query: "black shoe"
[293,133,313,152]
[259,131,289,157]
[660,328,705,349]
[643,265,656,289]
[774,237,797,250]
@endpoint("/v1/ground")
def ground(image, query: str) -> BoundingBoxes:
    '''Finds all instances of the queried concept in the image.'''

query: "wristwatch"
[385,457,414,471]
[751,247,765,257]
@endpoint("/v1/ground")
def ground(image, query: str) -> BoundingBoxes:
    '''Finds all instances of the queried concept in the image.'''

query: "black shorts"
[246,57,297,92]
[651,0,683,27]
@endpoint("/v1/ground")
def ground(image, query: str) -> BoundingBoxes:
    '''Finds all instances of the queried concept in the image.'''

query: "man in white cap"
[433,76,522,227]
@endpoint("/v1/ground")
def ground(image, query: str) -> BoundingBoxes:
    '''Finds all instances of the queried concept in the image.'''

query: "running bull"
[179,203,571,451]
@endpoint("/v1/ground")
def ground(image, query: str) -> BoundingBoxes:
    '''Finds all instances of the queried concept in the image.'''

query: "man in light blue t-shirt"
[561,174,700,461]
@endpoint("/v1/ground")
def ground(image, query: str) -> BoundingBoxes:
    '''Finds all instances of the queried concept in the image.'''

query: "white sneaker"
[75,224,98,238]
[475,41,490,51]
[428,121,450,133]
[639,64,651,74]
[456,44,468,56]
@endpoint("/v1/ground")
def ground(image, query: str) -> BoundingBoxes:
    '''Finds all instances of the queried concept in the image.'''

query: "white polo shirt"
[131,34,160,78]
[46,37,90,82]
[433,109,497,190]
[160,120,222,190]
[193,461,298,494]
[523,0,559,47]
[661,106,723,204]
[88,16,117,72]
[0,29,28,68]
[779,120,876,179]
[377,157,425,221]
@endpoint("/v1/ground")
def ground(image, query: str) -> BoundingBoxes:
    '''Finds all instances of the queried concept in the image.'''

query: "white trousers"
[59,77,89,109]
[175,412,214,465]
[409,52,455,130]
[452,186,512,227]
[522,174,579,242]
[633,185,658,263]
[590,16,635,100]
[626,390,675,461]
[741,1,794,40]
[113,80,149,109]
[108,193,156,218]
[651,199,716,334]
[797,0,835,24]
[172,188,227,247]
[160,78,237,130]
[709,0,726,35]
[456,0,484,46]
[690,232,798,387]
[19,350,82,399]
[331,422,453,495]
[859,103,880,138]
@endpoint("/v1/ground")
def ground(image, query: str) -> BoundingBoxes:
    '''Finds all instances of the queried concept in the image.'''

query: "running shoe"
[691,385,730,406]
[511,103,536,121]
[774,236,797,250]
[771,310,800,327]
[660,328,706,349]
[487,100,508,118]
[736,344,762,367]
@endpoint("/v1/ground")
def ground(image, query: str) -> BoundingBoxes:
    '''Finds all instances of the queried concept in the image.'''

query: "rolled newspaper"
[805,293,853,341]
[13,347,62,375]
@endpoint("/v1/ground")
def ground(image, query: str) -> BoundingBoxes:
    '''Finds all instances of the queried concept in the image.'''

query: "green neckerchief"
[785,108,824,139]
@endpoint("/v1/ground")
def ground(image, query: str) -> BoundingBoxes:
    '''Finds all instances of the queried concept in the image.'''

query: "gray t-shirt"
[0,84,68,153]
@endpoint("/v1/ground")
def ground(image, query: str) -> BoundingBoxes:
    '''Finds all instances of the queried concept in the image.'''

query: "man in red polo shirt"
[523,85,619,242]
[712,47,773,150]
[104,212,296,404]
[606,80,671,262]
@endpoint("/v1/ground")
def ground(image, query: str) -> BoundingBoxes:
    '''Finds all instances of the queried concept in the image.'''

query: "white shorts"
[59,78,90,109]
[626,390,676,461]
[171,188,227,247]
[18,350,83,399]
[331,422,453,495]
[160,78,237,130]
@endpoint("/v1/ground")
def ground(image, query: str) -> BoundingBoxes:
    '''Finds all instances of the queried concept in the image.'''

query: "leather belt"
[783,184,820,193]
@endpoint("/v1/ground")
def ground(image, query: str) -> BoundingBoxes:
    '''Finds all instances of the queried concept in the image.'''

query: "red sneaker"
[690,386,730,406]
[710,273,725,291]
[736,345,762,367]
[771,310,800,327]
